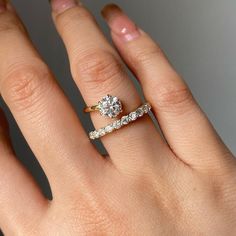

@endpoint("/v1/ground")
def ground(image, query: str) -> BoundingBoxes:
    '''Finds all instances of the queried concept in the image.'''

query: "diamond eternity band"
[89,103,151,140]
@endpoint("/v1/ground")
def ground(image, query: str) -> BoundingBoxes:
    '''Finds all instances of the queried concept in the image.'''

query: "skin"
[0,0,235,235]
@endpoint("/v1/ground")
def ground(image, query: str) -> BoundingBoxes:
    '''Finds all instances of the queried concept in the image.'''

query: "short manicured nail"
[101,4,141,42]
[0,0,7,13]
[50,0,77,14]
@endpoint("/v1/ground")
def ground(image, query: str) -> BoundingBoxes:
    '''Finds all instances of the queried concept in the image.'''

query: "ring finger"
[50,0,170,172]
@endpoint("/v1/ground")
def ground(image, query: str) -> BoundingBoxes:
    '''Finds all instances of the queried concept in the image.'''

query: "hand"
[0,1,235,235]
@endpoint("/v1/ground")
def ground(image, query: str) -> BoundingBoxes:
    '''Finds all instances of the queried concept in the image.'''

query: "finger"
[0,108,47,235]
[50,0,171,173]
[0,2,101,195]
[101,4,233,171]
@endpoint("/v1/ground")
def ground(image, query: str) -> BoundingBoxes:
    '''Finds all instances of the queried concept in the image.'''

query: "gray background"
[0,0,235,232]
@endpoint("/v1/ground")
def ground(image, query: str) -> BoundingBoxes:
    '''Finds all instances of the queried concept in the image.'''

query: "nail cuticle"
[50,0,77,14]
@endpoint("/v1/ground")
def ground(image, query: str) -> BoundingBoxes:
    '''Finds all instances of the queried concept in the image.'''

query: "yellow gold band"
[84,105,100,113]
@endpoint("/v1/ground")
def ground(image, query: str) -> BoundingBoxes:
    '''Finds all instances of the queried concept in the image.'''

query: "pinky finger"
[0,109,48,235]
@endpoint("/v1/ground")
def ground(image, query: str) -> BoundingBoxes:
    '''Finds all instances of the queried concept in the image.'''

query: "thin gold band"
[84,105,100,113]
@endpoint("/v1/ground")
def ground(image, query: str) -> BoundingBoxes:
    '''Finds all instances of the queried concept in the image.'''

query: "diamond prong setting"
[98,95,123,119]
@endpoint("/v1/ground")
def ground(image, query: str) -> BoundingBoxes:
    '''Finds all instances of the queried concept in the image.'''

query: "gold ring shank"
[84,105,100,113]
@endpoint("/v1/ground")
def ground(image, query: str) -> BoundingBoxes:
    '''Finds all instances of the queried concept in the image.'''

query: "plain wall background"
[0,0,235,233]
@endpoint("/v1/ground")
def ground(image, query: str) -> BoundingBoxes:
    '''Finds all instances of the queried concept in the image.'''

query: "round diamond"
[121,116,129,125]
[98,95,123,118]
[94,131,100,139]
[105,124,114,133]
[136,108,144,117]
[89,132,95,140]
[129,112,138,121]
[98,128,106,137]
[143,103,151,113]
[90,131,99,140]
[113,120,122,129]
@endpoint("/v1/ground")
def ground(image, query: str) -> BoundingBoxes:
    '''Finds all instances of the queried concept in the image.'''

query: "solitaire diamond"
[98,95,123,118]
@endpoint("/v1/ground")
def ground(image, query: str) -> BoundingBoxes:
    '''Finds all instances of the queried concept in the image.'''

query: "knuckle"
[0,14,25,34]
[132,45,163,67]
[154,83,194,113]
[74,51,125,92]
[0,22,16,34]
[56,7,94,33]
[65,188,127,235]
[1,62,52,112]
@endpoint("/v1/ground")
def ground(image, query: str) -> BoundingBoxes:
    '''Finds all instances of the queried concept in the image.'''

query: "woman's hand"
[0,0,235,235]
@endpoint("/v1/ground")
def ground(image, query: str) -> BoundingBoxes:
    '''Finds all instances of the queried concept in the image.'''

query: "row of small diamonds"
[89,103,151,140]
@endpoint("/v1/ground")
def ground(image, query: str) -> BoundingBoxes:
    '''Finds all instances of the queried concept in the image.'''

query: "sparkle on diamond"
[98,95,123,118]
[121,116,129,125]
[129,112,138,121]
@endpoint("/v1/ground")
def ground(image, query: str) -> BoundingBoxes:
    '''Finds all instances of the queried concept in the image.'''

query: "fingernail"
[50,0,77,14]
[101,4,141,42]
[0,0,7,13]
